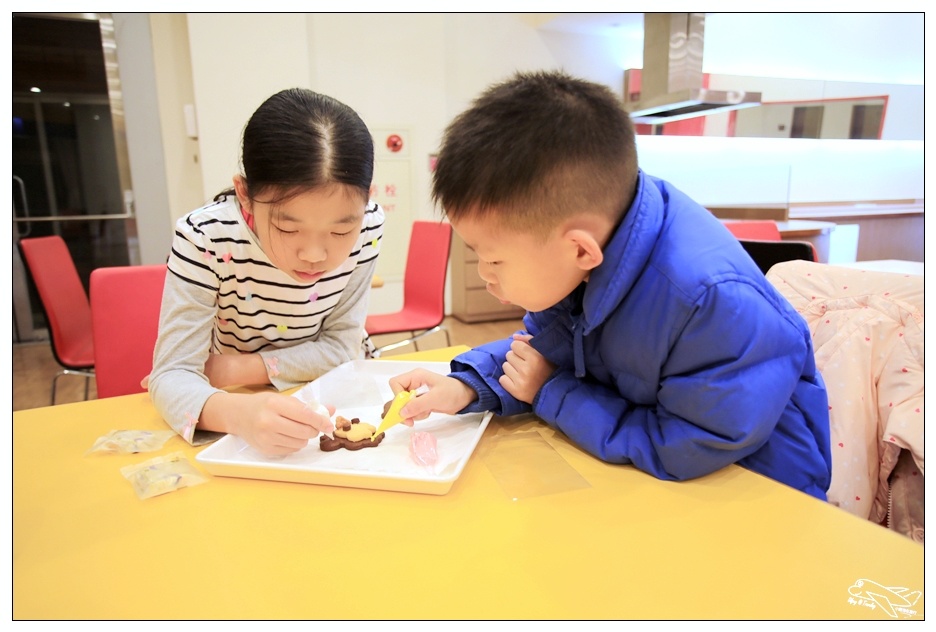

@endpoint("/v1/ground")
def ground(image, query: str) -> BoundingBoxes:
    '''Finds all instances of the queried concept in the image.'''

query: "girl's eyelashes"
[272,224,354,237]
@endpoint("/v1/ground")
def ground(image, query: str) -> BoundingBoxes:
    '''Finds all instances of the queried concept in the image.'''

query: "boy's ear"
[564,228,604,271]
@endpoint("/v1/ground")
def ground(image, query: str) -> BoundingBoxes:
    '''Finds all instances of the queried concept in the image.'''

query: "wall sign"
[370,128,412,280]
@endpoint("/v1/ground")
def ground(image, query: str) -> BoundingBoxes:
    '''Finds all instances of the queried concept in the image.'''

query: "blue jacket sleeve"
[533,280,810,481]
[448,316,540,417]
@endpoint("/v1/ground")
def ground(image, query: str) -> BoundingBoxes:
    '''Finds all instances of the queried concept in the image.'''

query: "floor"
[12,316,524,412]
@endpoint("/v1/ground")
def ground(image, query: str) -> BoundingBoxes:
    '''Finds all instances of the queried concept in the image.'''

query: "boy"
[391,71,831,500]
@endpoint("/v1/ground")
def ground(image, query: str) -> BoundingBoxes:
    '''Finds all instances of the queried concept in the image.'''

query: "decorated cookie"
[319,416,385,452]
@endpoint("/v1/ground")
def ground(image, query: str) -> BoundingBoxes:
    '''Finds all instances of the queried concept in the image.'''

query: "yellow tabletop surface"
[13,347,924,620]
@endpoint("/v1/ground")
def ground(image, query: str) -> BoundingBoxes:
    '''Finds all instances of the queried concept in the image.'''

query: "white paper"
[196,360,491,491]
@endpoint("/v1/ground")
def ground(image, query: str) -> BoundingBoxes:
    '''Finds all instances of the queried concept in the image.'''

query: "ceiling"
[534,12,924,85]
[529,12,644,35]
[12,14,109,96]
[12,12,925,97]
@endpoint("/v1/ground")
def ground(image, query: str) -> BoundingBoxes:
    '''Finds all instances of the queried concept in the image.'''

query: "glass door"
[12,12,137,342]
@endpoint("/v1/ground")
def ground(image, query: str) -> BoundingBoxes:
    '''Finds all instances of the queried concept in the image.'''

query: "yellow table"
[14,347,924,620]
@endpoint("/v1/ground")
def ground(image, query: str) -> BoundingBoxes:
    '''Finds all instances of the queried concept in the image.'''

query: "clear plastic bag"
[120,451,208,499]
[409,431,439,467]
[86,429,177,455]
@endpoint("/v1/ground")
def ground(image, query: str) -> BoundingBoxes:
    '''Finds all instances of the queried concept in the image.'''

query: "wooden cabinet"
[449,233,526,323]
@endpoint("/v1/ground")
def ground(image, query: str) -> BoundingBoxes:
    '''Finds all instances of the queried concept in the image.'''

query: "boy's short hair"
[432,70,639,236]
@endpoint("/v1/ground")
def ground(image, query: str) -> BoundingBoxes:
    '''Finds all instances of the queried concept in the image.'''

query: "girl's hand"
[499,333,555,405]
[202,392,335,456]
[388,369,477,425]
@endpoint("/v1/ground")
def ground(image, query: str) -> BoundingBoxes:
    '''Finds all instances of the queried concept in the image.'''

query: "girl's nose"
[298,242,327,263]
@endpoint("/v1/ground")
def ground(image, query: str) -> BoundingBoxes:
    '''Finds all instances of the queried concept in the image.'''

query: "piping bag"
[295,393,335,439]
[371,385,430,440]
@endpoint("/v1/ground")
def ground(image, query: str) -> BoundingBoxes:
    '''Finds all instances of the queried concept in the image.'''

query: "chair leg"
[51,372,62,406]
[373,325,451,356]
[51,369,95,406]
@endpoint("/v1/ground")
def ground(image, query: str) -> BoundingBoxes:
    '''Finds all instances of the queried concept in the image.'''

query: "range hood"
[624,13,761,124]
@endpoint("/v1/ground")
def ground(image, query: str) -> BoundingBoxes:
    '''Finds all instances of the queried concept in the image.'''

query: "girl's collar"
[240,204,255,232]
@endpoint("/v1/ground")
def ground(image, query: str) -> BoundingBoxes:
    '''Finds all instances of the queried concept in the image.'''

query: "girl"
[148,88,384,456]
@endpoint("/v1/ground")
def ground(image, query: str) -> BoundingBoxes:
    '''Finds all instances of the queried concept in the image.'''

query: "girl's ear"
[564,228,604,272]
[233,175,250,210]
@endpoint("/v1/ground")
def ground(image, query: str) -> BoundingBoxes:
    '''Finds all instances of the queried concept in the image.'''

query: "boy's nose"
[476,261,494,283]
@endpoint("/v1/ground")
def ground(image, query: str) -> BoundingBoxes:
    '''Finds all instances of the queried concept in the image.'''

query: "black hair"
[216,88,374,204]
[431,70,638,233]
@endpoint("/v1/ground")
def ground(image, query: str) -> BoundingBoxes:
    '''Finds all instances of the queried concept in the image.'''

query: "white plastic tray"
[196,360,492,495]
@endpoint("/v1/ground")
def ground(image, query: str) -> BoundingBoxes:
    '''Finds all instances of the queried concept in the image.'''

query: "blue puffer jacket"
[451,171,832,500]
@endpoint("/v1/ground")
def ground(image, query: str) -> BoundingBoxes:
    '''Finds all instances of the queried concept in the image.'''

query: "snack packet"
[86,429,177,455]
[120,451,208,500]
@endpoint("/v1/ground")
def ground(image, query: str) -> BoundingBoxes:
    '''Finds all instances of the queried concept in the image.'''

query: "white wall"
[149,14,204,228]
[187,13,311,201]
[635,137,924,206]
[702,13,923,85]
[307,13,447,219]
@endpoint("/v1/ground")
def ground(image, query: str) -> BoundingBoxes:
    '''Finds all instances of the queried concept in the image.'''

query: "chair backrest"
[723,220,782,241]
[18,236,94,369]
[402,221,453,320]
[739,239,817,275]
[90,264,167,398]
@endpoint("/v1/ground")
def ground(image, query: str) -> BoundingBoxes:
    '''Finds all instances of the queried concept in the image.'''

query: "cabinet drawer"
[462,265,487,290]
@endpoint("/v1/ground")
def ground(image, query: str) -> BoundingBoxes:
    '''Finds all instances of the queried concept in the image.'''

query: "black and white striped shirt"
[168,195,383,354]
[150,194,384,444]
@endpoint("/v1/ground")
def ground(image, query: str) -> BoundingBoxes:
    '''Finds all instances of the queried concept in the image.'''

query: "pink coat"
[767,260,923,542]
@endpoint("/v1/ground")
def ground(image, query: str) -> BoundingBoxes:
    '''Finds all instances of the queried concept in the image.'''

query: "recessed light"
[30,87,41,93]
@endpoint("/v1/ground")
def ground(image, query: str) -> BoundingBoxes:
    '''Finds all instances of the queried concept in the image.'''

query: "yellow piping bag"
[371,385,429,440]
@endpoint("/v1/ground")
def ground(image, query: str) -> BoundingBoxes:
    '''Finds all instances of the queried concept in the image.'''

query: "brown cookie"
[319,417,385,452]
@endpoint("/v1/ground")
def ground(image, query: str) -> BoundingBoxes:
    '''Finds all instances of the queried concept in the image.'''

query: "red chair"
[365,220,453,356]
[724,219,820,266]
[90,264,167,399]
[18,236,95,405]
[723,220,782,241]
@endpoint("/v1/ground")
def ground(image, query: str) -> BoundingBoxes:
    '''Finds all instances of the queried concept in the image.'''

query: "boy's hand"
[203,392,335,456]
[388,369,477,425]
[499,333,555,405]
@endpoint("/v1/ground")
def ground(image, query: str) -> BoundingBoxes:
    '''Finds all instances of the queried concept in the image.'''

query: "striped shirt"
[149,194,384,445]
[168,195,382,354]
